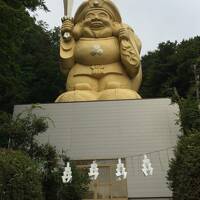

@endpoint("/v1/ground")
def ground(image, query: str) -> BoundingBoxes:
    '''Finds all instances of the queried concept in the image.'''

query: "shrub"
[167,133,200,200]
[0,149,43,200]
[0,106,90,200]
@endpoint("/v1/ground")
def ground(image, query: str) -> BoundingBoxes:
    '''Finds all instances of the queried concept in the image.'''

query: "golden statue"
[56,0,142,102]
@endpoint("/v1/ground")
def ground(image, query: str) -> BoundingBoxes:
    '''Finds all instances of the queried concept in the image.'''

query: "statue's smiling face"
[81,10,114,38]
[85,10,111,30]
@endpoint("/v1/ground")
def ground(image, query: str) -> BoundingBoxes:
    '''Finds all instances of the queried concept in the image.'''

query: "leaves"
[0,0,64,113]
[0,106,90,200]
[141,37,200,98]
[178,98,200,134]
[168,133,200,200]
[0,105,50,155]
[2,0,48,11]
[167,94,200,199]
[0,150,43,200]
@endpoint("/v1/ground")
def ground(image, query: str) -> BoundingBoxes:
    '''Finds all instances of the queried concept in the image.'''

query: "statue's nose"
[91,14,100,20]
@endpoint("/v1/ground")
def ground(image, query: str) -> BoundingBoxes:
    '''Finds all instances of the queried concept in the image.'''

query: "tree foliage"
[0,149,44,200]
[3,0,48,11]
[0,0,32,112]
[175,97,200,135]
[141,37,200,98]
[0,105,49,154]
[167,94,200,199]
[32,143,89,200]
[0,106,90,200]
[168,132,200,200]
[0,0,64,113]
[142,37,200,199]
[18,22,64,105]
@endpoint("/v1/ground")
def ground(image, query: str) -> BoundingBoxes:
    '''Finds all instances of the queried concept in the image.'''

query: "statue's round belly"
[75,37,120,65]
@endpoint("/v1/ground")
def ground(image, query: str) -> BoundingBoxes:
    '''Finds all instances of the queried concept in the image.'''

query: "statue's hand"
[118,27,130,42]
[61,17,74,41]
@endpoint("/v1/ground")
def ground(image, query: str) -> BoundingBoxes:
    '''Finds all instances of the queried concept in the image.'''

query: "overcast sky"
[35,0,200,55]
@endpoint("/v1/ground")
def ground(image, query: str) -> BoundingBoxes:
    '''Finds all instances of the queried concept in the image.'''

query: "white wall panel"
[14,98,180,199]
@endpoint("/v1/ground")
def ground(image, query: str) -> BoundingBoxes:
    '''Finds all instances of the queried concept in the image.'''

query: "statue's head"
[73,0,122,39]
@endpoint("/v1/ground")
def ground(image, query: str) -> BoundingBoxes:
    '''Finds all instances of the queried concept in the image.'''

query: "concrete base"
[14,98,180,199]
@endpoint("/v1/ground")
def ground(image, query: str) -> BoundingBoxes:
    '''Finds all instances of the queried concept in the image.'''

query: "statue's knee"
[101,77,131,90]
[105,82,121,89]
[74,83,93,90]
[67,76,98,91]
[55,90,98,102]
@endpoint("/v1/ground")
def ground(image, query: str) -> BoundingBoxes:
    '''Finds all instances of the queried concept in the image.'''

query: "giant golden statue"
[56,0,142,102]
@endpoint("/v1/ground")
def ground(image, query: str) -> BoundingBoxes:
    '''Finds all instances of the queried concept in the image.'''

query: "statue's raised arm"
[56,0,142,102]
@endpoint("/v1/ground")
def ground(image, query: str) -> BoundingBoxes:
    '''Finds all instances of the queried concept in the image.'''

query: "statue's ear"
[73,23,83,40]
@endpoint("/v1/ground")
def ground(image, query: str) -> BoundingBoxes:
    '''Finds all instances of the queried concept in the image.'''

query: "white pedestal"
[14,98,180,199]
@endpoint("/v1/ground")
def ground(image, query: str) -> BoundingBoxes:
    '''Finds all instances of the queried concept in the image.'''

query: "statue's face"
[85,10,111,29]
[81,10,113,38]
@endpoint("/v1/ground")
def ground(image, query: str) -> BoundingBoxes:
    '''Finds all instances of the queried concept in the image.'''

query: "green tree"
[34,145,90,200]
[0,0,31,112]
[175,97,200,135]
[0,105,49,156]
[57,155,90,200]
[0,106,90,200]
[141,37,200,98]
[0,149,44,200]
[3,0,48,11]
[0,0,64,113]
[168,133,200,200]
[19,24,64,105]
[60,163,90,200]
[167,90,200,199]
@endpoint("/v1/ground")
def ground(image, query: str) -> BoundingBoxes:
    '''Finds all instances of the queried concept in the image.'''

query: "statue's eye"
[99,12,109,18]
[86,13,95,19]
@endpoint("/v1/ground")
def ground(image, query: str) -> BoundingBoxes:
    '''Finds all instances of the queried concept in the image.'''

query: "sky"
[35,0,200,55]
